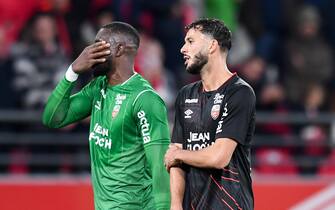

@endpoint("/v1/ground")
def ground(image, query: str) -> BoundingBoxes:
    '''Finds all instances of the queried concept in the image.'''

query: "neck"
[200,54,233,92]
[107,62,135,86]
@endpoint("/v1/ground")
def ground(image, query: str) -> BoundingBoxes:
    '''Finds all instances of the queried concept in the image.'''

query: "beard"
[186,52,208,75]
[92,58,113,77]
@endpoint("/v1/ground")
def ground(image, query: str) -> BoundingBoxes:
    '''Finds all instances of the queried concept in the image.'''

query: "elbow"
[212,156,230,169]
[42,111,60,128]
[42,118,55,128]
[42,112,51,128]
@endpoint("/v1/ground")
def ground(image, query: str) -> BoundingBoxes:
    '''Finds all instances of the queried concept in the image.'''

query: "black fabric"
[172,74,255,210]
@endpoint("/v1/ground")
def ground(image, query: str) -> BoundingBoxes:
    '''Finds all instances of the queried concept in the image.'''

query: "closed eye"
[186,37,194,44]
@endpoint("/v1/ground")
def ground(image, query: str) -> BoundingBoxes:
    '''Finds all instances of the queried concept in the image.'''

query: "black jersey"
[172,74,255,210]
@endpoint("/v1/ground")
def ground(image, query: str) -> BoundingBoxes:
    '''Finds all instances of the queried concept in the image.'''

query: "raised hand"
[72,41,111,74]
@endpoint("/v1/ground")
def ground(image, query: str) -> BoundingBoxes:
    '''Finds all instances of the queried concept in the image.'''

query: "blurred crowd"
[1,0,335,176]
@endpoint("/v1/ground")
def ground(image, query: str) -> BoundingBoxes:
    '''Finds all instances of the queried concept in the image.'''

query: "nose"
[180,43,186,54]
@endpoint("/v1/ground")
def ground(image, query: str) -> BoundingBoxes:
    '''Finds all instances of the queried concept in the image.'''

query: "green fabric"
[43,73,171,209]
[205,0,238,32]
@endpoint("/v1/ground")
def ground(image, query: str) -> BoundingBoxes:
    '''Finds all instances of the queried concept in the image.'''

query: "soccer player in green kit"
[42,22,170,209]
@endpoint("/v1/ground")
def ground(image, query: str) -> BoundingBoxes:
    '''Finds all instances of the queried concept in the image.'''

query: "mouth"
[183,55,191,65]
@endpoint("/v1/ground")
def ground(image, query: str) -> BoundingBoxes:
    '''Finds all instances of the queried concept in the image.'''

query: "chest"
[181,92,228,150]
[89,89,137,152]
[182,92,227,127]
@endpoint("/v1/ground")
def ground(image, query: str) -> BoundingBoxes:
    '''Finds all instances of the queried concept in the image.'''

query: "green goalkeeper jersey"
[43,73,171,210]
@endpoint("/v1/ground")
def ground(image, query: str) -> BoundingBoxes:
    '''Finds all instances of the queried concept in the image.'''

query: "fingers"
[91,58,107,64]
[164,159,173,172]
[88,50,110,60]
[90,41,110,53]
[85,41,111,63]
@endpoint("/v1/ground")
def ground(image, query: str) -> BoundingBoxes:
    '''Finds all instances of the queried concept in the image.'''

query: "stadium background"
[1,0,335,209]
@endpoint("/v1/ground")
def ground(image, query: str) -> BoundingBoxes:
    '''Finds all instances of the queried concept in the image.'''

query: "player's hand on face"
[72,40,111,74]
[164,144,182,172]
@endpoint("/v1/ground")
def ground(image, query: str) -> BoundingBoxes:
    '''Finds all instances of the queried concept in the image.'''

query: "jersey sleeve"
[133,90,170,146]
[133,90,171,209]
[42,77,95,128]
[171,91,183,144]
[214,86,256,145]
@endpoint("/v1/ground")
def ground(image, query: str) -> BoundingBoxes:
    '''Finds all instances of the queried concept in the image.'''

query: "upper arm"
[133,90,170,147]
[43,78,95,128]
[133,91,171,208]
[56,79,95,126]
[212,138,238,168]
[171,91,183,144]
[65,90,92,120]
[215,87,255,145]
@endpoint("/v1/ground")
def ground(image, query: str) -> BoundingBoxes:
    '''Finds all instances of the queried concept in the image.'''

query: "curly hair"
[185,18,232,51]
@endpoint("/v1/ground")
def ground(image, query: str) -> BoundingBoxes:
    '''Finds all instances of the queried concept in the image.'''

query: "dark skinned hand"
[72,40,111,74]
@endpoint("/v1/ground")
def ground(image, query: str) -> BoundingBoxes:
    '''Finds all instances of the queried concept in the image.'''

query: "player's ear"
[115,44,125,57]
[209,39,219,54]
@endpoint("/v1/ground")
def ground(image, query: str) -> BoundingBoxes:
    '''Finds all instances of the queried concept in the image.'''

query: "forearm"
[42,78,77,128]
[170,167,185,209]
[174,140,236,169]
[145,143,171,209]
[176,147,222,169]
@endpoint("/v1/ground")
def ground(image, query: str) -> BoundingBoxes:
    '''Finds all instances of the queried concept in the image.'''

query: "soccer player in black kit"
[164,18,255,210]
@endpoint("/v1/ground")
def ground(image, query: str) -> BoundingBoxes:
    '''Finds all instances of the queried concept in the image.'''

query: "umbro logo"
[184,109,193,119]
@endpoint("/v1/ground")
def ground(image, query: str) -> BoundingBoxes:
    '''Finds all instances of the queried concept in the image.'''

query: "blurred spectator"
[45,0,72,57]
[0,28,15,109]
[255,149,298,175]
[143,0,185,86]
[227,25,254,67]
[283,5,333,106]
[11,12,69,110]
[295,84,330,175]
[319,0,335,58]
[0,0,41,58]
[136,30,176,109]
[109,0,141,25]
[80,8,114,45]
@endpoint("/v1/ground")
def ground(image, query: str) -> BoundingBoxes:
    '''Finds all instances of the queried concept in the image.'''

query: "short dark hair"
[185,18,232,51]
[102,22,140,49]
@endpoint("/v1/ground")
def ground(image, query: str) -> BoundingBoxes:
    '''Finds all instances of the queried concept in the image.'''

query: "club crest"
[112,105,120,118]
[211,104,220,120]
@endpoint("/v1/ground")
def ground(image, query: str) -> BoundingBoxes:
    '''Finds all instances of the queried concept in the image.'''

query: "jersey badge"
[111,94,127,118]
[211,104,220,120]
[112,105,120,118]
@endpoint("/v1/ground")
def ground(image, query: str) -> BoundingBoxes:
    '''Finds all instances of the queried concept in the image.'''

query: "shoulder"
[81,76,107,96]
[178,81,201,95]
[229,77,255,96]
[175,81,201,103]
[132,87,165,108]
[87,76,106,88]
[226,77,256,104]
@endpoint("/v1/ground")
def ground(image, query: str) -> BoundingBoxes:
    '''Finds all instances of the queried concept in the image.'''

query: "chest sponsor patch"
[211,104,220,120]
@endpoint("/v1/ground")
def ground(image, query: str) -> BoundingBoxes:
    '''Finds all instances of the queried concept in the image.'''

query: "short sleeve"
[215,87,255,145]
[133,90,170,147]
[171,91,183,144]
